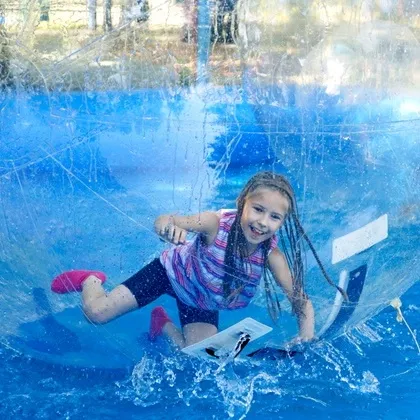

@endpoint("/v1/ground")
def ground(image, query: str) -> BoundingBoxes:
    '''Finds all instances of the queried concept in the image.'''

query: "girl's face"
[240,187,289,253]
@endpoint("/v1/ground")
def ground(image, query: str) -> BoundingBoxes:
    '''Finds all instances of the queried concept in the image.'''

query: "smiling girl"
[51,171,343,349]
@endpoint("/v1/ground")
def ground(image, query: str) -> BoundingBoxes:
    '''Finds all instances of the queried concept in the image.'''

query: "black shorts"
[122,258,219,329]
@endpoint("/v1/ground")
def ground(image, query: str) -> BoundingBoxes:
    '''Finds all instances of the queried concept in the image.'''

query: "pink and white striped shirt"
[160,211,278,310]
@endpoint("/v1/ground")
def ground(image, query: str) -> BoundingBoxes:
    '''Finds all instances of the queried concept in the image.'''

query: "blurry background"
[0,0,419,91]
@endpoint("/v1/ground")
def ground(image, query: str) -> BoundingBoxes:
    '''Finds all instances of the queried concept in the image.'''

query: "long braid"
[261,240,282,320]
[223,216,240,298]
[278,213,307,317]
[274,183,348,307]
[291,213,348,301]
[223,215,249,301]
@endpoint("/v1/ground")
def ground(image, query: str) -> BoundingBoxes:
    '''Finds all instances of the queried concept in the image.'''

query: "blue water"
[0,86,419,418]
[1,286,419,418]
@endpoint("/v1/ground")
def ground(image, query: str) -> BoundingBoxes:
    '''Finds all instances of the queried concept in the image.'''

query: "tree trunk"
[397,0,405,18]
[103,0,112,32]
[0,1,13,88]
[39,0,51,21]
[87,0,97,30]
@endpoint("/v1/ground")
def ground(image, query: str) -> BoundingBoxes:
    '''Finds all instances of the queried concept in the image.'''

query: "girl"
[51,171,343,349]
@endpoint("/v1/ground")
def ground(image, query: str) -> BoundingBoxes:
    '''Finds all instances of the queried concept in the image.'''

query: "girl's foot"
[51,270,106,294]
[149,306,172,341]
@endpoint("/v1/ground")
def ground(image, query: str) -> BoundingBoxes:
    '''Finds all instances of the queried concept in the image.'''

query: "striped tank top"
[160,211,278,311]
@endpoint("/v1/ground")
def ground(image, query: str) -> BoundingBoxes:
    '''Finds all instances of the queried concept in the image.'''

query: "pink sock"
[149,306,172,341]
[51,270,106,294]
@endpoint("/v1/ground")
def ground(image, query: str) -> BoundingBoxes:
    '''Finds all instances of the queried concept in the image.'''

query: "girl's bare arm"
[154,211,220,245]
[268,248,315,340]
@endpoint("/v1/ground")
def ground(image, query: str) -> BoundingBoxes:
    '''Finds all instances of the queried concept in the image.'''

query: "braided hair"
[222,171,346,321]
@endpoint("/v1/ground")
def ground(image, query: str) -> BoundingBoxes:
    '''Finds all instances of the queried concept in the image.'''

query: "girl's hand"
[283,335,315,350]
[156,216,187,245]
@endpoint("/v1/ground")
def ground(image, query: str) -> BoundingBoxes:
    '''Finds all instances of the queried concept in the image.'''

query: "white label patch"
[332,214,388,264]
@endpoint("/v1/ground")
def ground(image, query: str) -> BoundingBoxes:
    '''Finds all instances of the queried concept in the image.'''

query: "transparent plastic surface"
[0,0,419,368]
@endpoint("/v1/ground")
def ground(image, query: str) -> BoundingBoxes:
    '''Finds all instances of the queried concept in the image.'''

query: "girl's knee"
[82,300,112,324]
[82,286,138,324]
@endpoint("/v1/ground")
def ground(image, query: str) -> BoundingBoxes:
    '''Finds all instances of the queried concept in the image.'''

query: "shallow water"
[1,283,419,419]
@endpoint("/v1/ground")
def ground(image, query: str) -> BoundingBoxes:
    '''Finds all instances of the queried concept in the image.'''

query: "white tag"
[332,214,388,264]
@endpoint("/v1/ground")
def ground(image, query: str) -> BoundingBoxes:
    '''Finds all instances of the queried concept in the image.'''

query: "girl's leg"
[182,322,218,347]
[83,258,173,325]
[163,301,218,349]
[151,303,218,349]
[162,322,186,348]
[82,276,138,324]
[150,306,186,348]
[51,269,139,324]
[162,321,217,349]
